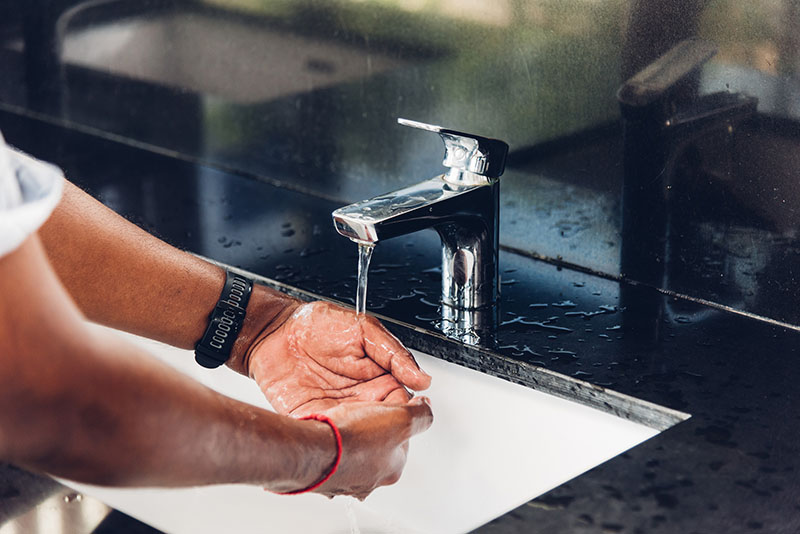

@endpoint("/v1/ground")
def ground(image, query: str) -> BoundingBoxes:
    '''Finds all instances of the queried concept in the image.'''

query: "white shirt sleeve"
[0,131,64,258]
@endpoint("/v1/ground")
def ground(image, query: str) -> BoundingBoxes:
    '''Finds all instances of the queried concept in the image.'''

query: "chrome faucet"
[332,118,509,342]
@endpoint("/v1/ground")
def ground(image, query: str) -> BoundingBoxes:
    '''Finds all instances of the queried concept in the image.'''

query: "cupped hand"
[314,397,434,500]
[246,301,431,416]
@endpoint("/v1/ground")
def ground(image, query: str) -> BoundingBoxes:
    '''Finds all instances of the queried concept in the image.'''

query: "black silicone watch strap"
[194,271,254,369]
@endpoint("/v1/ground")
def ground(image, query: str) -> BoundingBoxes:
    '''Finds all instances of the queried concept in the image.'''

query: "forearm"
[5,330,334,489]
[0,238,332,489]
[38,180,297,368]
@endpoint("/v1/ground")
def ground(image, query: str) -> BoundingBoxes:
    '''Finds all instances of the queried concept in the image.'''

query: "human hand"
[312,397,434,500]
[246,301,431,416]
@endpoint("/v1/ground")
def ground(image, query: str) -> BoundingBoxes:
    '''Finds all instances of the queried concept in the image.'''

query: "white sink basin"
[62,324,663,534]
[56,10,409,104]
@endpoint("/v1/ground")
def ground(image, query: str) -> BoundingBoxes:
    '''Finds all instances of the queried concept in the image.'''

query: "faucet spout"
[332,174,499,310]
[332,118,508,343]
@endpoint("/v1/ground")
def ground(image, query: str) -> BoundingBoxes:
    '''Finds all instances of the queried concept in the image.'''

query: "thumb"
[404,396,434,436]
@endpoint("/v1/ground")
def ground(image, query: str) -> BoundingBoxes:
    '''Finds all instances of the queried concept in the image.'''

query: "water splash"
[356,242,375,315]
[344,497,362,534]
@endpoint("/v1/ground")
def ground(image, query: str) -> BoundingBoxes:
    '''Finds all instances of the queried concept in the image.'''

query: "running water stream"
[257,241,373,531]
[344,498,362,534]
[350,242,374,533]
[355,242,375,315]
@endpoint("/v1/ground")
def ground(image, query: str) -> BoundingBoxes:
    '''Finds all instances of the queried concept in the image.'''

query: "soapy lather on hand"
[0,133,432,498]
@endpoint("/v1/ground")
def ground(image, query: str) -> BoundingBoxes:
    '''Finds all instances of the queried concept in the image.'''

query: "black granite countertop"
[2,2,800,531]
[1,109,799,533]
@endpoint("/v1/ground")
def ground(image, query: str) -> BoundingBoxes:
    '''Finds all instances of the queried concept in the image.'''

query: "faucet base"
[440,303,498,346]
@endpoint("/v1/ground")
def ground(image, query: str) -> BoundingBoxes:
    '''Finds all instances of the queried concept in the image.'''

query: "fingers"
[299,301,431,391]
[311,398,432,499]
[384,388,412,404]
[404,396,434,436]
[361,317,432,392]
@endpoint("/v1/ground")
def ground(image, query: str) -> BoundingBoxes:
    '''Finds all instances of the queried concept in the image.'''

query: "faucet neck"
[444,168,495,186]
[436,181,499,311]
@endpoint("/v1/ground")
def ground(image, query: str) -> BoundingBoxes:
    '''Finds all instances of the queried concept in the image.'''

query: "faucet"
[616,38,757,341]
[332,118,509,342]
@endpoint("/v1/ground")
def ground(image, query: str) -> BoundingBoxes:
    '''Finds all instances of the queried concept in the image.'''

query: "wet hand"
[246,301,431,416]
[314,397,434,500]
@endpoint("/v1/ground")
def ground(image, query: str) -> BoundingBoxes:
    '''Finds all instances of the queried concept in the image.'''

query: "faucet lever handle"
[617,38,718,110]
[398,118,509,183]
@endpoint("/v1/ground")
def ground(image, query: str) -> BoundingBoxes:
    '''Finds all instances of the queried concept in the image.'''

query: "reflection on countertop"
[1,111,799,532]
[1,1,800,532]
[1,0,798,329]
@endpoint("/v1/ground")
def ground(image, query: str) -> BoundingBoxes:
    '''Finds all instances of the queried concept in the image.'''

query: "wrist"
[194,271,254,369]
[260,413,340,494]
[226,283,301,376]
[277,415,342,495]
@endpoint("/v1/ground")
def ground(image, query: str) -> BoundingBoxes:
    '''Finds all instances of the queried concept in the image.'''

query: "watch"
[194,271,254,369]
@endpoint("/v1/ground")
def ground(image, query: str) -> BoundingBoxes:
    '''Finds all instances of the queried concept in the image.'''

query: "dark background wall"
[0,0,798,328]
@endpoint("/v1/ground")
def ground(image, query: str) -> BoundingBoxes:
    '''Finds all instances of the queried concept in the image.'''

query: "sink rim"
[209,260,690,431]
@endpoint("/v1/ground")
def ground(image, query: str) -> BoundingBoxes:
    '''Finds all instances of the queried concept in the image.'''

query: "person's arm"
[37,180,294,373]
[38,180,431,407]
[0,235,432,495]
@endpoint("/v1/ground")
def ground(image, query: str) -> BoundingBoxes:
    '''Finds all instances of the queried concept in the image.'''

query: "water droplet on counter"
[419,298,440,308]
[386,291,417,302]
[564,309,610,319]
[498,344,542,358]
[500,316,524,327]
[552,300,577,309]
[299,248,325,258]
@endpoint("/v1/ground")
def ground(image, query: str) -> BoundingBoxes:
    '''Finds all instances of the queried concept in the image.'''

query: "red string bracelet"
[278,414,342,495]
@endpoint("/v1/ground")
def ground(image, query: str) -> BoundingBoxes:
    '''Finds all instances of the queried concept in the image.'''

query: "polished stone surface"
[1,1,800,532]
[0,0,799,329]
[1,111,800,533]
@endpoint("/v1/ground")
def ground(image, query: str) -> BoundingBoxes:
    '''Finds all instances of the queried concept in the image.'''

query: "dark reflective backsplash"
[0,0,798,329]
